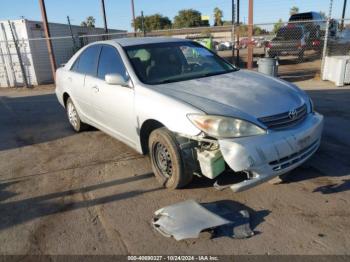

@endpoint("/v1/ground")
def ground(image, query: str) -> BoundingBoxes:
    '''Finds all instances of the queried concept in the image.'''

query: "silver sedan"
[55,37,324,192]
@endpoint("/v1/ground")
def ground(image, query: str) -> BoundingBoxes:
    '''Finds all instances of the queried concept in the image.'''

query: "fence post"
[247,0,253,69]
[231,0,235,63]
[141,11,146,37]
[321,0,334,77]
[67,16,77,51]
[236,0,240,67]
[131,0,137,37]
[100,0,108,34]
[341,0,348,30]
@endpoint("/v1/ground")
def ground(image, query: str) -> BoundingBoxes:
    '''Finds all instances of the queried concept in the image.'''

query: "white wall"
[0,19,37,87]
[0,19,127,87]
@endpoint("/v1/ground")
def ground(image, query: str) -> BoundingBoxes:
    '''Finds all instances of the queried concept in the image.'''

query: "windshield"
[124,41,237,85]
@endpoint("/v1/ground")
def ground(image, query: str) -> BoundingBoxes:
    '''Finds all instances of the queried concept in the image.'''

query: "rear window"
[276,27,303,40]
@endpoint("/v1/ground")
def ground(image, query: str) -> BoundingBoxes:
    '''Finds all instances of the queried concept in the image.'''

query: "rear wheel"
[66,97,88,132]
[148,127,192,189]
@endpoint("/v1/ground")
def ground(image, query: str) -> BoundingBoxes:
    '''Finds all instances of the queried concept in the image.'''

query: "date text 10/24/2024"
[127,256,220,261]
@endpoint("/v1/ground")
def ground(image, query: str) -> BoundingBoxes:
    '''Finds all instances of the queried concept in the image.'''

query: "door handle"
[91,85,99,92]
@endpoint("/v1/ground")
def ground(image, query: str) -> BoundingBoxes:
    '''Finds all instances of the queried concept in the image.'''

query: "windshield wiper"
[200,69,236,78]
[155,69,237,85]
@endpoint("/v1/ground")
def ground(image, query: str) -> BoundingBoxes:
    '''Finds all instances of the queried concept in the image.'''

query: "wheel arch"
[63,92,70,108]
[139,119,165,155]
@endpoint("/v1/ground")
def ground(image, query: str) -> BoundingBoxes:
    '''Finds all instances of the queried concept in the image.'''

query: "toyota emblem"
[288,109,298,120]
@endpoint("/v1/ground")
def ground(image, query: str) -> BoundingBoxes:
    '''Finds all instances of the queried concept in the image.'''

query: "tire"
[148,127,192,189]
[268,172,291,185]
[297,51,304,61]
[66,97,88,132]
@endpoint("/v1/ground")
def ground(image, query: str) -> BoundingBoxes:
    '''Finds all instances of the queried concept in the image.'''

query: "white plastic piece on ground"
[322,55,350,86]
[152,199,231,241]
[197,149,226,179]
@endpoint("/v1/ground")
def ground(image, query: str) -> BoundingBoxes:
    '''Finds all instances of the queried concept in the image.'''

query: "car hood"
[149,69,308,121]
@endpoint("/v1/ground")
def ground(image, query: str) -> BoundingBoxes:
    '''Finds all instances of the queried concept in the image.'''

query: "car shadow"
[0,173,160,231]
[200,200,270,239]
[313,179,350,194]
[0,94,77,151]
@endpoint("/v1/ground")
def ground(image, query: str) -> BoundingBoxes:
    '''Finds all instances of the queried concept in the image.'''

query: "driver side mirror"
[105,73,129,86]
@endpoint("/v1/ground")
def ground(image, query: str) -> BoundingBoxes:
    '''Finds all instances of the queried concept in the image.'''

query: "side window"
[97,46,127,80]
[71,45,100,76]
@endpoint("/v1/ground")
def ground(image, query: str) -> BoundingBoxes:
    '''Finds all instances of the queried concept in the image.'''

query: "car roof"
[101,37,191,47]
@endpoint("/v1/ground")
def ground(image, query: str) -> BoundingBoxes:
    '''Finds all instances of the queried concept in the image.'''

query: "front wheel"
[148,127,192,189]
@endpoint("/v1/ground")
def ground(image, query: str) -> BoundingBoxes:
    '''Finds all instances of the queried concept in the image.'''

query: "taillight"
[312,40,320,46]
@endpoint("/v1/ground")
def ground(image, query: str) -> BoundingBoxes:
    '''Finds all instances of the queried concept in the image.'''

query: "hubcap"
[153,142,173,178]
[67,102,78,129]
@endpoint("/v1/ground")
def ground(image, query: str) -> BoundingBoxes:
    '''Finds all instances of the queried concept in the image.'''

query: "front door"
[89,45,137,146]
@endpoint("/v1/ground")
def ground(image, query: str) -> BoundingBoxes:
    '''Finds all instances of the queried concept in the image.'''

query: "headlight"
[187,114,266,138]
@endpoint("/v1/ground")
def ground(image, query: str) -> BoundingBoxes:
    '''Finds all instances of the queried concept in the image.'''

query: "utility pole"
[100,0,108,34]
[231,0,235,64]
[131,0,137,37]
[247,0,253,69]
[341,0,347,30]
[67,16,76,50]
[236,0,240,67]
[38,0,56,82]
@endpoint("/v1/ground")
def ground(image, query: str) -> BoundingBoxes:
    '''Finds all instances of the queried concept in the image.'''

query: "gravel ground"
[0,81,349,255]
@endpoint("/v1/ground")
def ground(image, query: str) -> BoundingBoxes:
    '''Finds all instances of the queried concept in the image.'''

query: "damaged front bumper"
[218,112,324,192]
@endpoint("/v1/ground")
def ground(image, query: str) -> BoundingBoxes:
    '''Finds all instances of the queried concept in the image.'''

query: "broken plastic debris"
[152,199,254,240]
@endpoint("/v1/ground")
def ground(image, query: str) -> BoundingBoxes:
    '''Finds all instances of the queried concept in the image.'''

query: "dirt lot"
[0,81,350,255]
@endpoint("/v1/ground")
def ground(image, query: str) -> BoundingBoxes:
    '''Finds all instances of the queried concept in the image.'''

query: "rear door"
[88,45,137,146]
[68,45,101,119]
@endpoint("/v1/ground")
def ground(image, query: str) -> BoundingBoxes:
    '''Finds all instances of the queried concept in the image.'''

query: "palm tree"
[213,7,223,26]
[290,6,299,16]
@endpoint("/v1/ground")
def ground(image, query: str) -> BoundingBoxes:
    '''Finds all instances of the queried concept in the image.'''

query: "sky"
[0,0,349,31]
